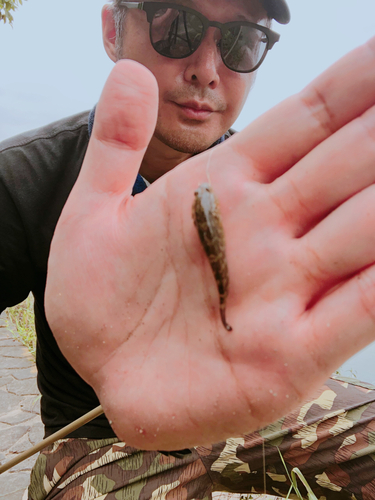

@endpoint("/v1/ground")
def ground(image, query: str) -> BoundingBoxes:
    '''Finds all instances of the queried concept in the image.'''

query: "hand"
[46,37,375,450]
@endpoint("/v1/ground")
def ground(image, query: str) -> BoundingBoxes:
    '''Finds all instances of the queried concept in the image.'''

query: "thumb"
[77,59,158,195]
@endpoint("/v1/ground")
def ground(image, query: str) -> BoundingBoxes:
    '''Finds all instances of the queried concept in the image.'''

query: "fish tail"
[220,304,232,332]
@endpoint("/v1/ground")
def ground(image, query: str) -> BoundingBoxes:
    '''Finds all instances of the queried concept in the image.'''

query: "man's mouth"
[173,100,215,120]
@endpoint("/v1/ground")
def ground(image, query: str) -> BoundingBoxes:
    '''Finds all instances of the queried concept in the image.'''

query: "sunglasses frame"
[119,1,280,73]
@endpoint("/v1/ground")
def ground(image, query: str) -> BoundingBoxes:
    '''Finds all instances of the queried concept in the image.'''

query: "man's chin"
[154,127,223,155]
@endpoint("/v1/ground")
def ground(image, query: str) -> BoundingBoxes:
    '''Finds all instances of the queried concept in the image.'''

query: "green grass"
[6,293,36,360]
[277,449,318,500]
[214,451,319,499]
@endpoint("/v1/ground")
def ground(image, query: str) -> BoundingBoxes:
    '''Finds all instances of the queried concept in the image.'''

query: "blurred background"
[1,0,375,382]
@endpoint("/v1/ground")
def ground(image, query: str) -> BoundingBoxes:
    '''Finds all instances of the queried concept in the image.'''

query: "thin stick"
[263,439,267,494]
[0,405,104,474]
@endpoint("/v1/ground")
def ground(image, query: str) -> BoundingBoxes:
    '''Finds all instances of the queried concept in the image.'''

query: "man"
[1,0,375,498]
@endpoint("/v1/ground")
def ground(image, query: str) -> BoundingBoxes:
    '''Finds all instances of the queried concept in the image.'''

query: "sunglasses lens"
[221,25,269,72]
[148,5,270,72]
[150,7,204,58]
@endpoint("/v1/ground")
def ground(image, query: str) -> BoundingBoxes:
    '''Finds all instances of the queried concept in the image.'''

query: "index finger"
[231,36,375,182]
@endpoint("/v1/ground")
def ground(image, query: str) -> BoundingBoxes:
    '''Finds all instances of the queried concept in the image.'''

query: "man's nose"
[183,28,222,88]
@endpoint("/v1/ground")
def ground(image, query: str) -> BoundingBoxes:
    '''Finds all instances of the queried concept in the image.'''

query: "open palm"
[46,38,375,450]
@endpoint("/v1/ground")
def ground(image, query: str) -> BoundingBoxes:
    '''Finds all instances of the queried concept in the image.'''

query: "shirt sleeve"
[0,173,34,314]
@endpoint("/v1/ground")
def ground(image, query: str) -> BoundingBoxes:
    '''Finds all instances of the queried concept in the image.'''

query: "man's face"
[105,0,269,154]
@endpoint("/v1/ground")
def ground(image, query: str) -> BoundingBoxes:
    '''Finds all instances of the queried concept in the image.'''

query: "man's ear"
[102,5,117,63]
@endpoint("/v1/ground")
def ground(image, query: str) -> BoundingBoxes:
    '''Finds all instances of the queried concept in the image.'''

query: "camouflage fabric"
[28,377,375,500]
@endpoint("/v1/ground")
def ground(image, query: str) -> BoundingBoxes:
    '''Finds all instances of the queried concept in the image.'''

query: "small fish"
[192,183,232,331]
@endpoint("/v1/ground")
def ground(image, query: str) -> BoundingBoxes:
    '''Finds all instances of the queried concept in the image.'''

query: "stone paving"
[0,311,43,500]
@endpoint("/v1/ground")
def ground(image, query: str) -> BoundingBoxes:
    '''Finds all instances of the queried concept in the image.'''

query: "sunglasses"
[119,2,280,73]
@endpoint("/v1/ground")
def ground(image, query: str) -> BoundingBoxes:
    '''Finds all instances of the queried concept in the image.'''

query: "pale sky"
[1,0,374,139]
[1,0,375,381]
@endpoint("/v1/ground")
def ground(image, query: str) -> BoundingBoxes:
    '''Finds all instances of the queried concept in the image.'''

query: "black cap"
[262,0,290,24]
